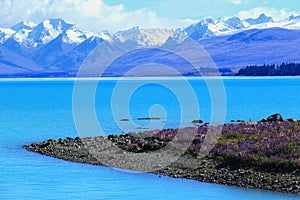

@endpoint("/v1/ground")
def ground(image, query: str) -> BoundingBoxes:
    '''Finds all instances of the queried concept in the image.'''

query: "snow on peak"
[0,28,15,44]
[199,17,215,25]
[183,18,226,40]
[288,15,300,21]
[45,19,73,32]
[25,19,73,45]
[11,21,36,31]
[24,21,37,28]
[116,27,176,47]
[225,17,244,29]
[62,26,92,44]
[96,31,116,42]
[1,13,300,52]
[181,13,300,41]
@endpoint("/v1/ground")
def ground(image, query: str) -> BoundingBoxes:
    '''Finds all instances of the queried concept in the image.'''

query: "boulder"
[267,113,283,122]
[260,118,267,123]
[192,119,203,124]
[287,118,297,122]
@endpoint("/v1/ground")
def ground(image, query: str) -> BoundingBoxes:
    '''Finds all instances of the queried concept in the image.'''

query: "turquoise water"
[0,77,299,199]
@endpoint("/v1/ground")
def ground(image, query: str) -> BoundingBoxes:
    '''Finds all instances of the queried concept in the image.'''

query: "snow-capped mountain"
[116,27,176,47]
[179,14,276,41]
[198,27,300,69]
[0,13,300,76]
[11,21,36,32]
[0,28,15,44]
[3,19,95,53]
[176,13,300,41]
[0,19,115,72]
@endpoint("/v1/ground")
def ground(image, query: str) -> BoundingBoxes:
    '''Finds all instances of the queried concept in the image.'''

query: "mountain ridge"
[0,14,300,77]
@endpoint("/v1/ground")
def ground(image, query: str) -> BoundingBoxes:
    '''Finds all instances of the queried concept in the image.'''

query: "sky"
[0,0,299,32]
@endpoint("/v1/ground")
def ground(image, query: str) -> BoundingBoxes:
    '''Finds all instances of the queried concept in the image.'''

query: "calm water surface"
[0,77,299,199]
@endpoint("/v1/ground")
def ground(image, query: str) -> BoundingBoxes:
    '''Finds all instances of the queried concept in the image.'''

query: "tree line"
[236,63,300,76]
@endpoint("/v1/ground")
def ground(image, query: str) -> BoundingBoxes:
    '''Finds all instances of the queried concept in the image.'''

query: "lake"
[0,77,299,199]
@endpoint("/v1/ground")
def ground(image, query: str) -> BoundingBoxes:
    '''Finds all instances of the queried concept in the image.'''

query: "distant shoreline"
[1,75,300,81]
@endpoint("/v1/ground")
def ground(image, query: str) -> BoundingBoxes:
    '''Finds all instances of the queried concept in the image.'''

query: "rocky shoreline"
[24,114,300,195]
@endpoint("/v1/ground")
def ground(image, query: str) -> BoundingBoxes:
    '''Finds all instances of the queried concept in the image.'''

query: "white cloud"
[230,0,245,5]
[0,0,193,32]
[236,7,299,21]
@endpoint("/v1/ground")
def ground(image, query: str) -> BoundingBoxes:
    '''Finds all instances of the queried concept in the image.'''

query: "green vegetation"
[236,63,300,76]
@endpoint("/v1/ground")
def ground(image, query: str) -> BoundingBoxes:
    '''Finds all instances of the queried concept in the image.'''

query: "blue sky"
[0,0,299,32]
[106,0,300,20]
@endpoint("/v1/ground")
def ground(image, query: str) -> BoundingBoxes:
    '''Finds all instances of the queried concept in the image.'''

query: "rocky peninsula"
[24,114,300,195]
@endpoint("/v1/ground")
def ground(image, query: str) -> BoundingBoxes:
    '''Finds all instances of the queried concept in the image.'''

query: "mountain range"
[0,13,300,77]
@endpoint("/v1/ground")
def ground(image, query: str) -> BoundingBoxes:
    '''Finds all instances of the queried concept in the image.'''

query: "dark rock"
[260,118,267,123]
[287,118,297,122]
[74,137,81,141]
[192,119,203,124]
[136,126,148,130]
[40,141,50,148]
[137,117,160,120]
[267,113,283,122]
